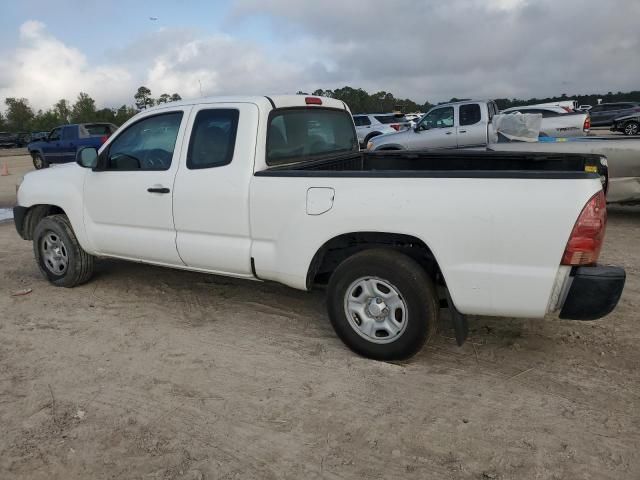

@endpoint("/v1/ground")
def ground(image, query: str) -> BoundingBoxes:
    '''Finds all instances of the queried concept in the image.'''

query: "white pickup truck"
[368,100,590,151]
[13,95,625,360]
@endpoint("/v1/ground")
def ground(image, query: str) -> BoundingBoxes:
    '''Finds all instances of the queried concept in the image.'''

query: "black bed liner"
[255,150,607,181]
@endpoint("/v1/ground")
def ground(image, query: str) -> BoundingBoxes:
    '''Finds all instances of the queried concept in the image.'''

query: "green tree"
[134,86,154,110]
[4,97,34,132]
[95,108,116,123]
[53,99,72,124]
[114,105,138,126]
[31,109,60,132]
[170,93,182,102]
[157,93,171,104]
[71,92,97,123]
[0,111,5,130]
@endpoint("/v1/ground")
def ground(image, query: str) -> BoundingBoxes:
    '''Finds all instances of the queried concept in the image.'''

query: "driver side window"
[420,107,454,130]
[49,128,62,141]
[105,112,183,171]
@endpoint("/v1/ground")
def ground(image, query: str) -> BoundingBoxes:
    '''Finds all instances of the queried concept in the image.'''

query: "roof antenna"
[198,79,203,97]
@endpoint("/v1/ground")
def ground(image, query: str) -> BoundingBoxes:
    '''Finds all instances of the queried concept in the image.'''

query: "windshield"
[267,108,358,166]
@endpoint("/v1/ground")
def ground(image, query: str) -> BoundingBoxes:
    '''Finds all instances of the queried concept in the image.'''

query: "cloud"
[2,1,640,112]
[231,0,640,102]
[0,21,133,111]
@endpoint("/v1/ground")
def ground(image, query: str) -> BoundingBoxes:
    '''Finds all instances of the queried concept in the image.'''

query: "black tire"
[33,214,94,287]
[327,249,438,360]
[363,132,382,144]
[623,121,639,136]
[32,152,48,169]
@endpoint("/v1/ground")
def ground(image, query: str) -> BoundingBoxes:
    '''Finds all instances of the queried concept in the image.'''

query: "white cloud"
[0,21,133,111]
[2,1,640,113]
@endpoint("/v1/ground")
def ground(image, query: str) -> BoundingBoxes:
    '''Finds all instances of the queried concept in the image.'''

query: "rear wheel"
[32,152,48,169]
[327,249,438,360]
[33,215,94,287]
[623,121,639,136]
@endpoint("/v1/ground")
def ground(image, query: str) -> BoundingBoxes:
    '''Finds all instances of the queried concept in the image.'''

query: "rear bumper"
[559,265,625,320]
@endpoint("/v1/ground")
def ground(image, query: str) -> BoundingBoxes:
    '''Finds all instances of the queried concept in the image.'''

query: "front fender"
[17,165,92,253]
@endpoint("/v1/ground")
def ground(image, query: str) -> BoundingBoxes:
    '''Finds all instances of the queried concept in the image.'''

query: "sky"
[0,0,639,111]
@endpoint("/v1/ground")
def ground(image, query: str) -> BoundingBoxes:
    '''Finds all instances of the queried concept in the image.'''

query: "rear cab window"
[266,108,358,166]
[187,109,239,169]
[459,104,482,126]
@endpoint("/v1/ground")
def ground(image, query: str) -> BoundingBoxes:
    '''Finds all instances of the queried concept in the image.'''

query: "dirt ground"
[0,151,32,208]
[0,158,639,480]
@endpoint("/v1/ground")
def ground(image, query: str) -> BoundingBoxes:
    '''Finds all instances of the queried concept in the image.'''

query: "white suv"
[353,114,410,146]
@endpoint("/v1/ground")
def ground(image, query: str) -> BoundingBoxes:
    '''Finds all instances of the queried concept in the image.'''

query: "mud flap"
[445,289,468,346]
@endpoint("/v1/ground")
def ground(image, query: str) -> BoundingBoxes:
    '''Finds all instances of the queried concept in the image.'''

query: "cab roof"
[142,95,349,113]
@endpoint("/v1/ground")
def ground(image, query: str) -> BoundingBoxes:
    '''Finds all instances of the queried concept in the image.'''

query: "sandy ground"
[0,150,31,208]
[1,142,639,479]
[0,208,639,478]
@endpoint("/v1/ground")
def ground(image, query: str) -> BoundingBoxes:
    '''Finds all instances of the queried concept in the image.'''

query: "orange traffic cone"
[0,162,8,176]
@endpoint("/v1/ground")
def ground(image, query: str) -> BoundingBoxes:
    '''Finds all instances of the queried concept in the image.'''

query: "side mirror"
[76,147,99,169]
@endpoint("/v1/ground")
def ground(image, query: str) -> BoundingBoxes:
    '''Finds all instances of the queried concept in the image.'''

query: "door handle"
[147,187,170,194]
[459,130,467,133]
[445,131,453,135]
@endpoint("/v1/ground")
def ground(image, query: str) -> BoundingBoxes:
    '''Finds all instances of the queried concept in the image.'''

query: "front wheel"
[32,153,48,169]
[327,249,438,360]
[33,215,95,287]
[623,121,639,136]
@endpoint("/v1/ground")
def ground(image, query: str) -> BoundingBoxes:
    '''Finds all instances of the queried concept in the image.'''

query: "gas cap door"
[306,187,335,215]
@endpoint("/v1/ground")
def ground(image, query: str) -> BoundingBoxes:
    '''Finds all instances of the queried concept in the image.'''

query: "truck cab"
[368,100,499,150]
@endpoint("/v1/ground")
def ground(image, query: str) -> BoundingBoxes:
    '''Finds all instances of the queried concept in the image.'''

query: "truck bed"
[256,150,606,180]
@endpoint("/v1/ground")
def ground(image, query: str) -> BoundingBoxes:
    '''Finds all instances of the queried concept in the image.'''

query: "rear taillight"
[561,190,606,266]
[562,106,573,113]
[100,135,108,144]
[390,124,401,131]
[583,116,591,130]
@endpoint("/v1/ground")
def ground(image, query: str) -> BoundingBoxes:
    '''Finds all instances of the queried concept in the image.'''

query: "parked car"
[610,113,640,136]
[352,113,410,146]
[368,100,500,150]
[30,131,49,142]
[27,123,117,169]
[500,105,590,137]
[13,95,623,360]
[589,102,640,127]
[0,132,17,148]
[15,132,31,147]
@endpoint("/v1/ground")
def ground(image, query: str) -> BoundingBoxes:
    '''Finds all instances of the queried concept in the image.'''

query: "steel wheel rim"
[34,155,43,168]
[40,231,68,275]
[343,276,408,344]
[625,123,638,135]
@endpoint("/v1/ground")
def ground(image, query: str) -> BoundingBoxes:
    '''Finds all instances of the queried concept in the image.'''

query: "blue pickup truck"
[28,123,118,169]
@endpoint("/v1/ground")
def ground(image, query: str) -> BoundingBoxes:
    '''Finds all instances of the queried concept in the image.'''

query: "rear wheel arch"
[306,232,441,289]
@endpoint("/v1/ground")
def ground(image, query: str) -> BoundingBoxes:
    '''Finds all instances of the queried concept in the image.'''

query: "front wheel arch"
[20,204,68,240]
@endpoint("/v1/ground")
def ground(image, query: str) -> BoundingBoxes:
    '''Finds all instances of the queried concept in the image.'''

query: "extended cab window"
[419,107,454,130]
[105,112,182,171]
[267,109,358,166]
[459,104,481,126]
[187,109,239,169]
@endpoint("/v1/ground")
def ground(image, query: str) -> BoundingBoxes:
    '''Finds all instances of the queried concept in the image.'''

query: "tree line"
[299,87,640,114]
[0,86,181,133]
[3,85,640,133]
